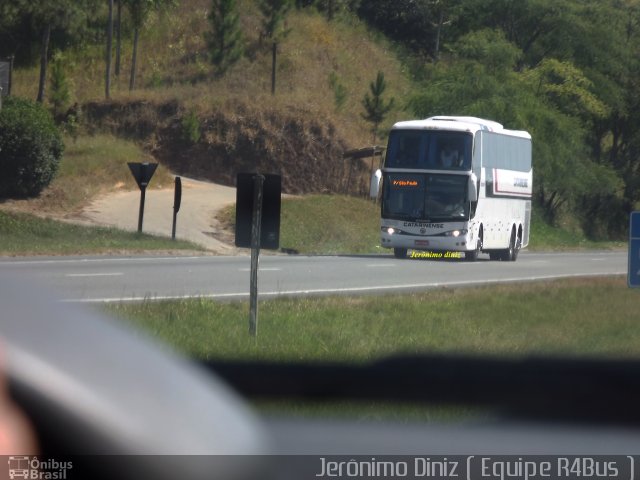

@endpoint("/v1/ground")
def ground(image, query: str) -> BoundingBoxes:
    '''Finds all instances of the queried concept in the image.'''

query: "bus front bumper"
[380,231,472,252]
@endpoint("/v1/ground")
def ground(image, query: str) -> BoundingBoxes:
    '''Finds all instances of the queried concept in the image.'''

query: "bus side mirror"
[370,169,382,199]
[468,174,478,202]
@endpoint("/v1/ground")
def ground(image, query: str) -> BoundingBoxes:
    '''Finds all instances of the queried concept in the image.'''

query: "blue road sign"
[629,211,640,288]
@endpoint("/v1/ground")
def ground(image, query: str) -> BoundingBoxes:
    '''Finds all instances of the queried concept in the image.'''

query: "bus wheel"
[502,229,519,261]
[394,248,408,259]
[512,231,521,261]
[465,238,481,262]
[489,252,501,261]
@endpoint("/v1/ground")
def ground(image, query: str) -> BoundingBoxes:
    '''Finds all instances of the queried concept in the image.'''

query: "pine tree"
[106,0,114,99]
[361,71,394,143]
[258,0,292,94]
[49,52,71,118]
[207,0,244,76]
[125,0,175,91]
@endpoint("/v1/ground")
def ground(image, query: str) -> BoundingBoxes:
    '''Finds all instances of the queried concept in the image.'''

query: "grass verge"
[109,276,638,419]
[23,134,175,213]
[0,210,201,256]
[218,194,381,254]
[528,217,626,251]
[218,195,626,255]
[108,277,639,362]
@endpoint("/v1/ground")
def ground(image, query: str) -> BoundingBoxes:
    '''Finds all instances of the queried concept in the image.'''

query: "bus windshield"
[382,173,469,221]
[385,129,472,170]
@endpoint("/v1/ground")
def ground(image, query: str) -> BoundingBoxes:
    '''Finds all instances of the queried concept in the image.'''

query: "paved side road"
[80,177,238,253]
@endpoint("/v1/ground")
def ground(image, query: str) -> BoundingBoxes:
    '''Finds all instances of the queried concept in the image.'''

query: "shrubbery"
[0,97,64,198]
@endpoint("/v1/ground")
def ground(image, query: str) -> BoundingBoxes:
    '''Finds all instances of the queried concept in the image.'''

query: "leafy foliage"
[408,28,622,226]
[259,0,293,42]
[207,0,244,75]
[361,71,394,142]
[0,97,63,198]
[180,111,201,144]
[49,51,72,117]
[259,0,293,94]
[124,0,176,90]
[4,0,640,239]
[328,71,347,111]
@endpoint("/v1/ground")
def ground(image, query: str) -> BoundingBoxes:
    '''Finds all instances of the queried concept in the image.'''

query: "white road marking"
[238,268,281,272]
[0,256,206,266]
[65,272,124,277]
[61,271,625,303]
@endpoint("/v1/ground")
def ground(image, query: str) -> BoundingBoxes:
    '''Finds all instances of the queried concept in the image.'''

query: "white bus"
[371,116,532,261]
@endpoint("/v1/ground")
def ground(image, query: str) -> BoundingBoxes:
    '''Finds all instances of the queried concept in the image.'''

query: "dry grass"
[0,134,175,215]
[11,1,413,151]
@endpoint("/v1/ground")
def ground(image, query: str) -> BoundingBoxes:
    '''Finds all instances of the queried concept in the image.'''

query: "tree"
[357,0,437,57]
[361,71,394,143]
[49,51,71,119]
[125,0,153,91]
[408,29,621,226]
[0,0,24,37]
[106,0,114,99]
[207,0,244,76]
[427,0,461,62]
[124,0,175,90]
[258,0,293,94]
[24,0,92,103]
[115,0,123,76]
[0,97,63,198]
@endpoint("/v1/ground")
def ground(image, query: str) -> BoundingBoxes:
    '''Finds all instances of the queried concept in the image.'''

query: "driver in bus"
[439,145,462,168]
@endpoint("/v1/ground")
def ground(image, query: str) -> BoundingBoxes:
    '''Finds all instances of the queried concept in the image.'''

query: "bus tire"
[465,238,482,262]
[394,248,408,259]
[501,228,519,261]
[512,230,521,261]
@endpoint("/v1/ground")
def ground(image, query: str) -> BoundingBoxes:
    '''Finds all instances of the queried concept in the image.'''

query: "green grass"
[0,210,200,255]
[218,195,627,255]
[280,195,381,254]
[61,134,174,189]
[219,194,381,254]
[34,134,175,212]
[110,277,639,362]
[529,216,625,251]
[109,276,638,420]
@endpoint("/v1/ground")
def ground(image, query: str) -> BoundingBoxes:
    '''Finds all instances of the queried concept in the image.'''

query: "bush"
[0,97,64,198]
[180,111,201,144]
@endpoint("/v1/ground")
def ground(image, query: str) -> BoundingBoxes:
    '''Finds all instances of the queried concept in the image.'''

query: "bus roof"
[391,116,531,140]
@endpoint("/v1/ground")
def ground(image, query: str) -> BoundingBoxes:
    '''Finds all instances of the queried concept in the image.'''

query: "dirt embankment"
[84,99,368,195]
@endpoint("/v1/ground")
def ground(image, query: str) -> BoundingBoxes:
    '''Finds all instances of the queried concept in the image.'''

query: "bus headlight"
[387,227,396,235]
[443,229,467,237]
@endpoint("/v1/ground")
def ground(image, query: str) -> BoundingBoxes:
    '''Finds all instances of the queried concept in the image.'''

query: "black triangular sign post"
[127,162,158,233]
[128,162,158,190]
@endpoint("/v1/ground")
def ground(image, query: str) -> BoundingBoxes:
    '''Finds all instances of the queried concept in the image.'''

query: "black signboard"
[173,176,182,212]
[235,173,281,250]
[127,162,158,189]
[0,59,12,97]
[127,162,158,233]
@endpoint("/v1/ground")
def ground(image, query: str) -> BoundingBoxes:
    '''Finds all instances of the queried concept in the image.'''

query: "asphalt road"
[0,250,628,303]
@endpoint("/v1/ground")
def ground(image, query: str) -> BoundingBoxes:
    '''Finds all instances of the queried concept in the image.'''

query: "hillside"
[11,0,412,196]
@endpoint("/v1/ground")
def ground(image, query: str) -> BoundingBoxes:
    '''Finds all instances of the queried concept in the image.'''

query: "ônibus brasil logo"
[7,457,72,480]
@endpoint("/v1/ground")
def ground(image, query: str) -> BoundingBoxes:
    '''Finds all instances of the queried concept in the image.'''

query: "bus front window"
[385,130,472,170]
[383,174,469,221]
